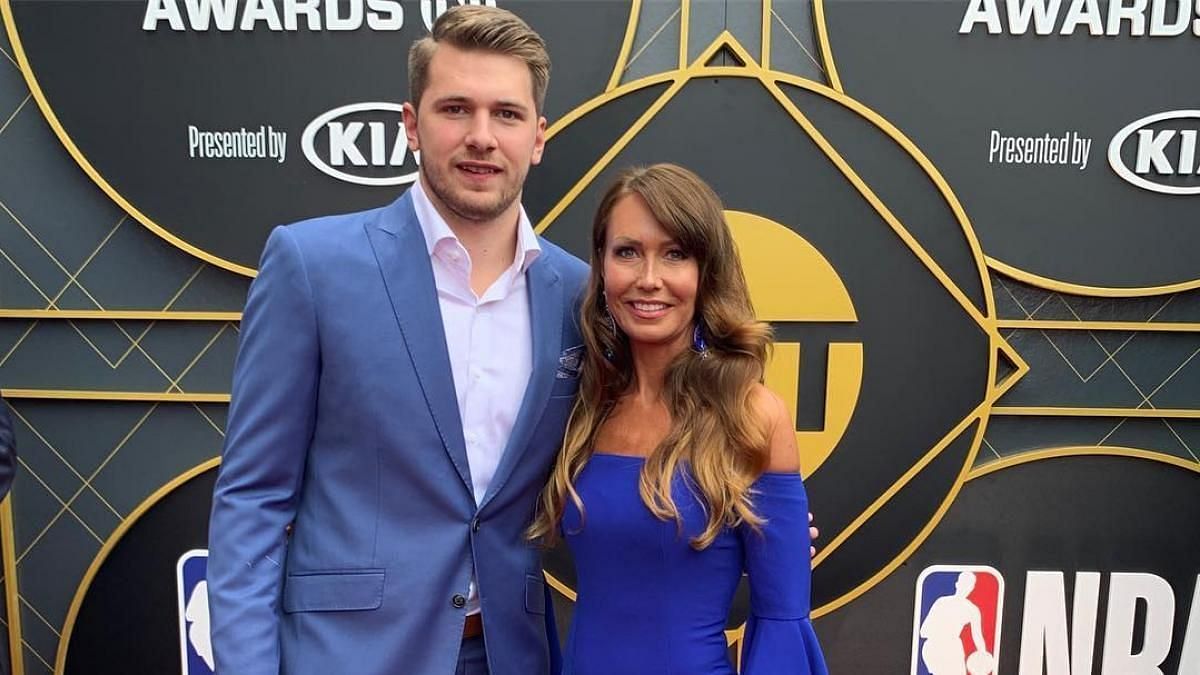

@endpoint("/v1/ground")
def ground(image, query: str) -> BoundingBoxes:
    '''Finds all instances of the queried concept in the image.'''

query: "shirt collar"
[410,179,541,273]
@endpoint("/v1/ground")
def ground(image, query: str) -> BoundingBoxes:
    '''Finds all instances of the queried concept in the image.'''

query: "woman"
[530,164,828,674]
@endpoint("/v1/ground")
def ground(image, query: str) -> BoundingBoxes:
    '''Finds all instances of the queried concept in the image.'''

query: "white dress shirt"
[410,180,540,615]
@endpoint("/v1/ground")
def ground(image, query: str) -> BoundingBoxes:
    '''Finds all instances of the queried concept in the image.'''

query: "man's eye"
[497,110,520,120]
[444,105,466,115]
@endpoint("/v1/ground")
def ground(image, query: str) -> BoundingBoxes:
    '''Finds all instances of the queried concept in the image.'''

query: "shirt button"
[452,594,467,609]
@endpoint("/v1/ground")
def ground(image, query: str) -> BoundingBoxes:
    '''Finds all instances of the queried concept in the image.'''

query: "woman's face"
[602,193,700,355]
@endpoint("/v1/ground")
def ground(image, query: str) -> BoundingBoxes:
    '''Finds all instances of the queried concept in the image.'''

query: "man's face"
[403,44,546,226]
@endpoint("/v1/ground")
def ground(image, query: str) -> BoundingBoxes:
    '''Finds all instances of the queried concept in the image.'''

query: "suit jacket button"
[452,594,467,608]
[471,517,480,533]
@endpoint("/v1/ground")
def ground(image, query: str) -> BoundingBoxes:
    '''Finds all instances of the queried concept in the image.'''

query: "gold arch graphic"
[810,0,1200,298]
[986,258,1200,298]
[53,457,221,675]
[967,446,1200,481]
[534,27,1028,625]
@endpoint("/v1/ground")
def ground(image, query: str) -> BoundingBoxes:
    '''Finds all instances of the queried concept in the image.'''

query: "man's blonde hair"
[408,5,551,114]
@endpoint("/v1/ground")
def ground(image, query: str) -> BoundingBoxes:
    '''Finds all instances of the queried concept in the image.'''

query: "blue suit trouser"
[456,635,488,675]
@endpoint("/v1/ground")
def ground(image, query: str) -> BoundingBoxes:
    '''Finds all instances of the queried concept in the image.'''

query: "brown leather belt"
[462,613,483,639]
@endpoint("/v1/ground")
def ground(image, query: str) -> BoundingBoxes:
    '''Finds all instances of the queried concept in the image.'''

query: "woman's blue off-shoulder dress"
[562,453,829,674]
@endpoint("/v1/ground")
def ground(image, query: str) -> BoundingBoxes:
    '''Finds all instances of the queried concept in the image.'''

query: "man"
[207,7,586,675]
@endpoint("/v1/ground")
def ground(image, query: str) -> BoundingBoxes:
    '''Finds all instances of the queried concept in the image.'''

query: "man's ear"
[402,102,420,152]
[531,115,547,165]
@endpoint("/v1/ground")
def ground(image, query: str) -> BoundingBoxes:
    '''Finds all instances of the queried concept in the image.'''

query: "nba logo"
[177,549,214,674]
[911,565,1004,675]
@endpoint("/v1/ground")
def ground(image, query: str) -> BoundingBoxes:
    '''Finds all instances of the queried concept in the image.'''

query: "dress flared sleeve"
[738,473,829,675]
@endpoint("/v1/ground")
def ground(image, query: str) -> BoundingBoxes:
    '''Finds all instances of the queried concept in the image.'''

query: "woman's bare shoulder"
[748,383,800,474]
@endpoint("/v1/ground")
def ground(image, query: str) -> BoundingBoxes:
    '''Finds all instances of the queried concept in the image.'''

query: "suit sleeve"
[0,397,15,499]
[208,226,320,675]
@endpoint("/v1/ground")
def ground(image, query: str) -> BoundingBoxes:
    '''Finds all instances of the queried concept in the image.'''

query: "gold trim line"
[0,390,230,403]
[996,319,1200,333]
[1,497,24,675]
[968,446,1200,480]
[760,0,772,70]
[0,310,241,321]
[986,251,1200,298]
[605,0,641,92]
[811,0,842,92]
[992,407,1200,419]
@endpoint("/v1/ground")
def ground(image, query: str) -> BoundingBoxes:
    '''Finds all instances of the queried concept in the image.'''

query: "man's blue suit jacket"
[208,191,587,675]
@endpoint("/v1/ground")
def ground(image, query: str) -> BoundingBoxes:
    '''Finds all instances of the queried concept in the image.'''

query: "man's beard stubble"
[422,160,525,224]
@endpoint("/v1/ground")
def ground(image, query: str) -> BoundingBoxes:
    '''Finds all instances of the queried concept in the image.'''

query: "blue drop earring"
[601,292,617,362]
[692,322,710,358]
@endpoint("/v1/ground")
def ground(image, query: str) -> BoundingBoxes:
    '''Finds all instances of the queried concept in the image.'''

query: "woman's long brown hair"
[528,164,773,549]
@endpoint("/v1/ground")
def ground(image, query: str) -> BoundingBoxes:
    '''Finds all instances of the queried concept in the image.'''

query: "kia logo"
[1108,110,1200,195]
[301,102,419,187]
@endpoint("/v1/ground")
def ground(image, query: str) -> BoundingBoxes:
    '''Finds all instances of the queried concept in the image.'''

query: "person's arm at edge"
[0,397,15,499]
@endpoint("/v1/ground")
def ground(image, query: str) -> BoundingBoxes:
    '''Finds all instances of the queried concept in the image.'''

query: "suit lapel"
[478,256,562,511]
[366,193,473,496]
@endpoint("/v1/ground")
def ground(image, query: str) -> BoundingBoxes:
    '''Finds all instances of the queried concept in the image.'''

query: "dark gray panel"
[167,265,251,312]
[74,221,212,310]
[68,487,123,543]
[1103,418,1198,464]
[136,322,232,383]
[623,0,683,81]
[17,514,99,651]
[686,0,725,65]
[993,330,1146,408]
[783,83,988,312]
[979,416,1126,460]
[0,45,26,126]
[8,458,67,556]
[0,322,174,391]
[769,0,824,81]
[175,326,239,393]
[89,405,223,514]
[812,421,980,610]
[0,102,124,274]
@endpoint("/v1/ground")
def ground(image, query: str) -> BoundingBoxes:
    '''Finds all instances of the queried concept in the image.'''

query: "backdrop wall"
[0,1,1197,673]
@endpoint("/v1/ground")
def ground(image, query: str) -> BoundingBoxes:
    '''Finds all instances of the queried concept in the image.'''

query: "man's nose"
[465,112,498,152]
